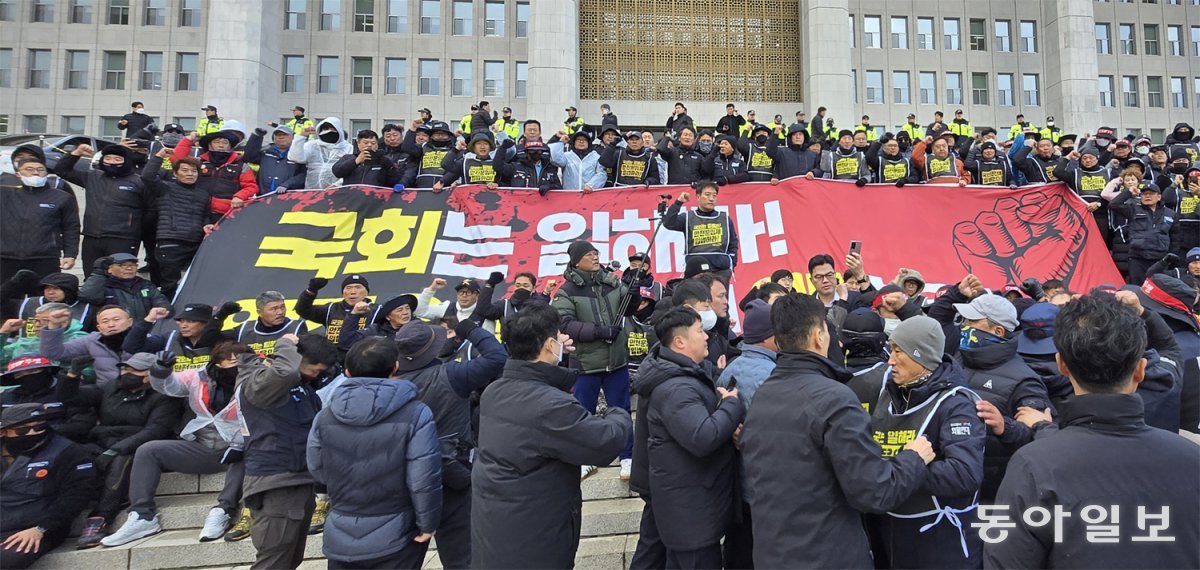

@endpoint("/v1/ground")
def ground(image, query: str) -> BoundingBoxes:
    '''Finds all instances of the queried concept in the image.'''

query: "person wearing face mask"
[0,402,99,569]
[766,123,823,181]
[147,124,197,177]
[0,153,80,282]
[231,291,308,356]
[865,316,985,570]
[692,272,738,365]
[869,284,922,337]
[171,129,258,216]
[867,133,920,187]
[840,310,890,410]
[78,253,171,322]
[473,272,551,342]
[101,342,250,546]
[493,139,563,195]
[52,353,182,549]
[738,124,778,183]
[39,305,165,386]
[196,105,224,136]
[289,117,354,189]
[656,126,706,185]
[1165,122,1199,163]
[702,134,750,186]
[403,120,457,189]
[244,125,306,195]
[118,102,155,140]
[600,130,661,187]
[1037,116,1062,144]
[141,153,215,297]
[336,294,418,350]
[547,130,606,192]
[53,144,149,272]
[0,355,96,441]
[472,304,630,569]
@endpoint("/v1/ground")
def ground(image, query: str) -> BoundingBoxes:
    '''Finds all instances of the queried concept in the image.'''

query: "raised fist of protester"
[0,319,23,335]
[430,277,447,291]
[1019,277,1045,301]
[307,277,329,293]
[216,302,242,319]
[145,307,170,323]
[957,274,985,299]
[1160,253,1181,269]
[71,144,95,158]
[677,191,690,203]
[952,191,1086,288]
[93,256,113,275]
[351,301,371,316]
[486,272,505,287]
[154,350,177,369]
[1113,290,1145,316]
[904,435,936,464]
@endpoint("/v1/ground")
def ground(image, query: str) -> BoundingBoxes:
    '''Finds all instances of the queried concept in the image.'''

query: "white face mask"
[1136,146,1150,156]
[698,309,718,331]
[135,108,146,114]
[20,175,48,188]
[553,337,564,362]
[883,317,901,336]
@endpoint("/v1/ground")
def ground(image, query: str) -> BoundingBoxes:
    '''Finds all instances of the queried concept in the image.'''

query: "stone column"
[527,0,580,126]
[801,0,853,127]
[202,0,283,129]
[1042,0,1100,131]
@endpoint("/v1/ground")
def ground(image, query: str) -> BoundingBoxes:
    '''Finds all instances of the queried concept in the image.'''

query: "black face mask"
[1171,163,1190,174]
[634,302,655,321]
[208,365,238,385]
[526,152,543,163]
[99,162,131,176]
[117,373,145,391]
[510,289,532,307]
[99,330,129,353]
[208,151,231,164]
[14,370,55,395]
[319,131,339,144]
[4,430,52,456]
[755,135,769,145]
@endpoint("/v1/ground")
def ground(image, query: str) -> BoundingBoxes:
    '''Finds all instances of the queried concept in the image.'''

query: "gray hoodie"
[287,117,353,189]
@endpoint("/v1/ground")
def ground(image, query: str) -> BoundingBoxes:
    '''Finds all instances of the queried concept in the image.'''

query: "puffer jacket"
[308,376,442,562]
[170,136,258,215]
[701,148,750,186]
[78,272,171,322]
[0,172,80,260]
[55,373,182,454]
[766,125,824,179]
[141,156,214,243]
[53,154,149,240]
[243,127,307,194]
[656,136,706,185]
[551,266,630,374]
[1110,190,1177,260]
[288,117,354,189]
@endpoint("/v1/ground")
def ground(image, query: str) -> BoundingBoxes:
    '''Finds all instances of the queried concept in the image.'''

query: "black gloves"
[716,177,729,186]
[539,185,553,196]
[308,277,328,293]
[152,351,177,378]
[253,127,267,137]
[1019,278,1045,300]
[596,325,622,341]
[93,256,113,275]
[215,302,242,321]
[895,179,906,188]
[1161,253,1181,269]
[486,272,505,286]
[454,318,479,340]
[220,448,244,465]
[68,357,93,377]
[855,177,868,187]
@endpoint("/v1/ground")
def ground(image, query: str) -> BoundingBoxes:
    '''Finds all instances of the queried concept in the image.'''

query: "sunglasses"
[7,424,47,436]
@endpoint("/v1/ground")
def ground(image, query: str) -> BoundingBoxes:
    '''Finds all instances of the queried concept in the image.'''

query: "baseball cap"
[1017,303,1059,355]
[418,107,432,115]
[565,106,578,112]
[108,253,138,264]
[162,123,185,133]
[292,105,305,113]
[120,353,157,371]
[0,355,60,385]
[502,106,512,113]
[954,294,1019,332]
[455,279,481,294]
[0,402,66,429]
[626,130,643,140]
[202,105,217,112]
[907,113,916,119]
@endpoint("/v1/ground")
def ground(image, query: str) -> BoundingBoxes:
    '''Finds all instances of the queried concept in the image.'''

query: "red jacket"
[172,137,258,215]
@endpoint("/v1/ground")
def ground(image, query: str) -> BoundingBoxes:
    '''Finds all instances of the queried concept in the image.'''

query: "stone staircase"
[32,465,643,570]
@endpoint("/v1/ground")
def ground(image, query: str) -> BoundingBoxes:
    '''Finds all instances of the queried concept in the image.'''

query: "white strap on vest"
[887,493,979,558]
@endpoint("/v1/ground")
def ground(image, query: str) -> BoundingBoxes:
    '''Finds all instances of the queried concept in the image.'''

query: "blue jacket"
[548,141,607,190]
[244,128,307,194]
[308,377,442,562]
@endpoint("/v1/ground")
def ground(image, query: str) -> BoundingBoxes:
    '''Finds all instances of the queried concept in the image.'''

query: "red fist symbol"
[952,192,1087,289]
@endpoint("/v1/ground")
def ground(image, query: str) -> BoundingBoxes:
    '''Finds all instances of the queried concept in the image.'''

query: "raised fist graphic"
[952,192,1087,289]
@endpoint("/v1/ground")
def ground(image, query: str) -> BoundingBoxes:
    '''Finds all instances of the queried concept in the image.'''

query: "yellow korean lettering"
[344,208,440,274]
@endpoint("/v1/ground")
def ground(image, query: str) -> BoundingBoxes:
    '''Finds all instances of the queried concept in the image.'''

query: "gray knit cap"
[890,316,945,371]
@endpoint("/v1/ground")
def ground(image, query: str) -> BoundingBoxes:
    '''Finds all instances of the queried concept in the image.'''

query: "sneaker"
[308,497,329,535]
[76,516,107,550]
[224,508,253,542]
[198,507,233,542]
[580,465,598,481]
[100,511,162,547]
[619,458,632,481]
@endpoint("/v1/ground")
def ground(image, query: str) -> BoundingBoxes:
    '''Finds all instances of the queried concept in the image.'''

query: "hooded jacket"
[0,168,81,260]
[472,359,630,569]
[766,125,823,179]
[549,137,607,190]
[551,265,630,374]
[53,152,150,241]
[1166,122,1199,163]
[702,137,750,185]
[170,136,257,215]
[244,126,307,194]
[308,377,442,562]
[288,117,354,189]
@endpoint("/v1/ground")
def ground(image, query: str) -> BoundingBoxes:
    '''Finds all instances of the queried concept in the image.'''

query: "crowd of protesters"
[0,98,1198,570]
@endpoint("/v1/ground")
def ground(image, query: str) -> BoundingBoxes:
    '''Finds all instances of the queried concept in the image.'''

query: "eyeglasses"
[811,271,838,282]
[16,166,48,175]
[7,424,47,436]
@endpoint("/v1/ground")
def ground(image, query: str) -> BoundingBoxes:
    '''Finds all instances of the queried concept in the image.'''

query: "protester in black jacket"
[0,151,80,282]
[493,139,562,195]
[337,294,417,351]
[1110,182,1177,285]
[631,307,743,568]
[53,144,150,271]
[78,254,171,322]
[766,124,823,179]
[656,127,705,185]
[742,293,933,569]
[294,275,371,344]
[473,272,550,337]
[378,123,417,187]
[984,294,1200,570]
[866,134,920,186]
[472,304,630,569]
[701,135,750,186]
[142,152,213,297]
[331,130,401,188]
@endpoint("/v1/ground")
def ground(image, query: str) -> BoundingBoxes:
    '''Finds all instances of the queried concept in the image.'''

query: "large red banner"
[175,180,1121,328]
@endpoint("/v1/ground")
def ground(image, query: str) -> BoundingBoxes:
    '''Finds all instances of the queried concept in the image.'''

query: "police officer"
[197,105,224,136]
[855,115,879,142]
[949,109,972,139]
[293,275,371,345]
[1006,113,1035,141]
[231,291,308,356]
[662,182,740,282]
[563,106,585,135]
[282,106,314,135]
[1038,116,1062,143]
[900,113,925,141]
[496,107,520,141]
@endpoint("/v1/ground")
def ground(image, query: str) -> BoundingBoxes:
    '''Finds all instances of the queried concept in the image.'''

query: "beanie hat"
[567,241,597,267]
[1187,247,1200,264]
[341,274,370,292]
[889,316,946,371]
[684,257,714,279]
[742,299,774,344]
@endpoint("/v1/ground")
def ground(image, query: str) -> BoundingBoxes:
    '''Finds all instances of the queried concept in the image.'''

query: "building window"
[419,58,439,95]
[1144,24,1159,55]
[28,49,50,88]
[176,53,198,91]
[1170,76,1187,107]
[892,70,910,104]
[919,71,937,104]
[285,0,305,30]
[946,72,963,105]
[1151,128,1166,142]
[144,0,165,25]
[172,117,196,131]
[318,56,338,93]
[944,18,960,50]
[99,116,122,137]
[515,61,527,97]
[1120,24,1136,54]
[32,0,54,23]
[851,69,857,103]
[1020,20,1037,53]
[485,1,504,36]
[452,1,471,35]
[1147,76,1163,107]
[864,16,880,49]
[1167,26,1183,56]
[25,116,48,133]
[970,19,986,51]
[0,49,11,88]
[108,0,129,24]
[65,50,88,89]
[1099,75,1115,107]
[320,0,340,30]
[997,73,1013,106]
[917,17,934,50]
[891,16,908,49]
[388,0,407,32]
[995,20,1011,52]
[971,72,989,105]
[516,2,528,37]
[385,58,406,94]
[1123,75,1139,106]
[451,59,472,97]
[140,52,162,89]
[1194,77,1200,108]
[349,119,372,135]
[282,55,303,93]
[0,0,13,21]
[483,60,503,97]
[103,50,125,89]
[71,0,92,24]
[421,0,440,33]
[354,0,374,31]
[179,0,199,26]
[848,15,855,48]
[865,70,884,104]
[351,57,373,94]
[1022,74,1039,106]
[1193,27,1200,55]
[1096,23,1111,54]
[62,115,86,134]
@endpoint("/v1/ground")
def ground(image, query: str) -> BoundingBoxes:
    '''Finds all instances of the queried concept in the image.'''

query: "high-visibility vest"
[286,117,315,134]
[197,118,224,136]
[855,125,878,142]
[900,123,925,141]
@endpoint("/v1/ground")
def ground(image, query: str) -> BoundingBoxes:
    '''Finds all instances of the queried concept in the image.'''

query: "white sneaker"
[620,458,632,481]
[101,511,162,547]
[580,465,598,481]
[198,507,232,542]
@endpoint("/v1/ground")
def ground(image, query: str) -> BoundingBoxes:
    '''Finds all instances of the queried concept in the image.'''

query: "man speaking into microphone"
[552,241,640,481]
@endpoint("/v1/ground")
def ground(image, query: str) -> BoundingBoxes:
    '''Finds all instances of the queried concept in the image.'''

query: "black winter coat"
[55,375,182,454]
[656,137,706,185]
[765,133,824,179]
[54,154,150,240]
[701,149,750,185]
[330,153,401,187]
[742,351,929,569]
[493,143,563,193]
[1110,191,1176,260]
[0,173,81,260]
[472,360,630,569]
[142,158,214,243]
[78,273,171,322]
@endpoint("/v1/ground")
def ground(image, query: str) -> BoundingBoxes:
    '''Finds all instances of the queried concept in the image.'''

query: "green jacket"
[1,319,94,382]
[552,267,629,374]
